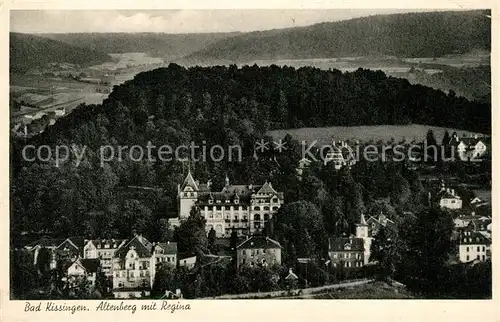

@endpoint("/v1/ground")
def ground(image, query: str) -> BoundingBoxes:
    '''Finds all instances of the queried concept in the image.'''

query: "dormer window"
[226,199,230,203]
[216,200,221,203]
[209,199,213,204]
[235,199,239,204]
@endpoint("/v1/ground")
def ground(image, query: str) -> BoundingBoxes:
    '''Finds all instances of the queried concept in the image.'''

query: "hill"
[10,33,112,73]
[184,10,491,63]
[40,32,240,61]
[268,124,486,146]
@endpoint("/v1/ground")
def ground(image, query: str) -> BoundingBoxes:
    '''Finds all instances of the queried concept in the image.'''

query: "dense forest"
[41,32,240,61]
[9,33,112,73]
[184,10,491,62]
[408,65,491,104]
[11,64,490,242]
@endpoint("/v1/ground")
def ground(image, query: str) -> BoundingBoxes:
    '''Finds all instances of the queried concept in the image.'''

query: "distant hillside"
[184,10,491,63]
[10,33,112,73]
[40,32,240,61]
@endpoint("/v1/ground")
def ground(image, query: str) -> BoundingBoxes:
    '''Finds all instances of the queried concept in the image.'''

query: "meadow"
[268,124,486,146]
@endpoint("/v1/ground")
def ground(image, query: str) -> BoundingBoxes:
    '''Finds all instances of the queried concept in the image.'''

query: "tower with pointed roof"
[355,212,372,264]
[178,170,199,220]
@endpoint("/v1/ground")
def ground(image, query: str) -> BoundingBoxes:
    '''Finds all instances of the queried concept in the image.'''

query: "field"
[268,124,485,146]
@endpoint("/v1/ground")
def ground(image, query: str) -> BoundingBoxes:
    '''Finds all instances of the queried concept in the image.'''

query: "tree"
[229,229,239,251]
[151,263,176,298]
[175,207,209,257]
[208,228,217,254]
[425,129,438,164]
[11,250,40,299]
[274,201,328,261]
[369,224,402,281]
[397,207,455,295]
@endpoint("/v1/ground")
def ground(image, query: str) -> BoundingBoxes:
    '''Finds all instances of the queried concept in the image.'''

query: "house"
[54,237,85,263]
[296,158,312,177]
[366,213,395,237]
[323,140,356,170]
[236,236,282,268]
[328,236,364,269]
[25,237,65,266]
[178,254,197,270]
[152,242,178,268]
[455,214,491,232]
[173,171,284,237]
[111,234,154,299]
[66,258,101,286]
[449,133,490,161]
[83,239,127,276]
[458,230,491,263]
[436,186,462,209]
[329,213,371,267]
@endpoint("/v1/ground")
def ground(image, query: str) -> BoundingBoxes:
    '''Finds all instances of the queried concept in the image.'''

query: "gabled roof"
[236,236,281,249]
[181,170,199,191]
[256,182,278,195]
[460,231,491,245]
[156,242,178,254]
[80,258,100,273]
[114,235,153,259]
[329,237,364,252]
[26,237,65,249]
[86,239,127,250]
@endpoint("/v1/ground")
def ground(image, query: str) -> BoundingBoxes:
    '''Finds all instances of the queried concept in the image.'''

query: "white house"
[458,230,491,263]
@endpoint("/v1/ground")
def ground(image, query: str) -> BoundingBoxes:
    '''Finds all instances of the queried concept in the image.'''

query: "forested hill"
[11,64,490,242]
[10,33,112,73]
[40,32,240,61]
[184,10,491,62]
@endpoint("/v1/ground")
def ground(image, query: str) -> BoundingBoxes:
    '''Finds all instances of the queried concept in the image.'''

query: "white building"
[458,230,491,263]
[173,171,284,237]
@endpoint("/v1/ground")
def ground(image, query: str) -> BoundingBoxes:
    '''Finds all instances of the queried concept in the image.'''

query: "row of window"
[331,252,363,260]
[465,246,486,252]
[332,261,363,268]
[155,257,174,263]
[115,270,150,278]
[463,237,482,243]
[241,249,275,256]
[203,206,280,211]
[466,255,486,261]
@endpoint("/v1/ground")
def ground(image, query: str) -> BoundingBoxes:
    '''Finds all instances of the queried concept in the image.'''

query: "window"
[264,206,270,211]
[225,206,230,210]
[209,200,213,204]
[333,253,338,259]
[466,247,469,252]
[482,246,486,252]
[234,216,238,221]
[477,246,480,252]
[130,272,134,278]
[216,206,221,210]
[466,255,469,261]
[477,255,480,260]
[254,206,260,211]
[272,198,279,203]
[482,255,485,261]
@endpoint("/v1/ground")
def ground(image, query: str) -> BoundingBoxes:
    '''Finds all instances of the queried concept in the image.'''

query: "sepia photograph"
[8,7,493,304]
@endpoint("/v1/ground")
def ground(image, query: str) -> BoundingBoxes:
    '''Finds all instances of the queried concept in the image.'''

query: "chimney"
[451,189,455,196]
[289,268,293,274]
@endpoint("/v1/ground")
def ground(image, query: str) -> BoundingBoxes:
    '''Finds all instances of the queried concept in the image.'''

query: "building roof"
[80,259,100,273]
[25,237,65,249]
[329,237,364,252]
[181,170,199,191]
[236,236,282,250]
[155,242,178,254]
[86,239,127,250]
[459,231,491,245]
[114,235,153,259]
[256,182,278,195]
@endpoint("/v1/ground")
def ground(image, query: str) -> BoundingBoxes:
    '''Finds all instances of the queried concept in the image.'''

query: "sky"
[10,9,440,34]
